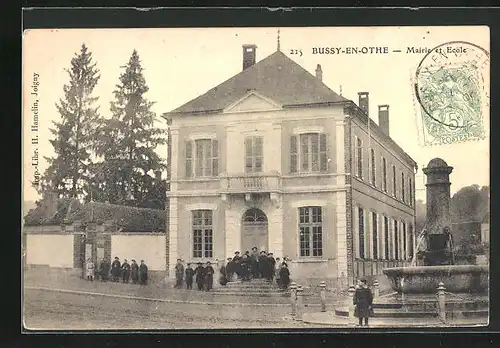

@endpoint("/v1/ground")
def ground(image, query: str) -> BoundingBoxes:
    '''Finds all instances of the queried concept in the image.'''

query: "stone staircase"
[212,278,290,297]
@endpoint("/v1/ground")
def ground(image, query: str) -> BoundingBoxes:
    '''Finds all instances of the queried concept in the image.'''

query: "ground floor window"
[402,221,407,260]
[384,216,389,259]
[192,210,213,258]
[299,206,323,257]
[358,207,365,259]
[372,212,378,259]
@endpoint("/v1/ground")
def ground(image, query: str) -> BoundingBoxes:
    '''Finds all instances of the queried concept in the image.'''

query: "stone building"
[163,44,418,283]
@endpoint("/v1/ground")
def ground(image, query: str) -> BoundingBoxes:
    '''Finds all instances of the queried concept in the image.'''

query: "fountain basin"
[383,265,489,294]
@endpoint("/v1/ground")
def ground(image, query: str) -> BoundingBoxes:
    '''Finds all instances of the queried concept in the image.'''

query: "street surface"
[24,288,318,330]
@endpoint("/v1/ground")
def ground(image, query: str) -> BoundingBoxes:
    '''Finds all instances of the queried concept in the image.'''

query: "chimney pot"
[378,104,390,136]
[242,44,257,70]
[315,64,323,81]
[358,92,369,116]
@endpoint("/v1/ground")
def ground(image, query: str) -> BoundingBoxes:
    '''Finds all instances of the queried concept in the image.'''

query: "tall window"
[356,137,363,179]
[409,223,414,259]
[358,207,365,259]
[245,136,263,173]
[382,157,387,192]
[394,220,399,260]
[299,207,323,257]
[409,177,413,207]
[392,165,397,197]
[370,148,376,186]
[372,212,378,259]
[401,172,405,202]
[290,133,327,173]
[192,210,213,258]
[185,139,219,178]
[402,221,407,260]
[384,216,389,259]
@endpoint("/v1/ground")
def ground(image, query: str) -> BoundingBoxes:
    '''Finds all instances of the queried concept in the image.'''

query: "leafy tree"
[92,50,166,208]
[451,185,489,223]
[40,44,101,198]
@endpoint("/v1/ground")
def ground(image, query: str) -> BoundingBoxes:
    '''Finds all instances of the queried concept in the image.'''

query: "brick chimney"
[315,64,323,81]
[358,92,369,116]
[378,105,390,136]
[242,44,257,70]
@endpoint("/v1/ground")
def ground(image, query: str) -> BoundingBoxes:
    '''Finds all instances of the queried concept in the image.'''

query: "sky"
[22,26,490,203]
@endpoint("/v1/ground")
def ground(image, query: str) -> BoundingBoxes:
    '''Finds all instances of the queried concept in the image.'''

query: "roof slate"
[169,50,347,114]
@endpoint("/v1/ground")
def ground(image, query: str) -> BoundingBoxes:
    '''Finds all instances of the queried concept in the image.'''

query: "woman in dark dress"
[100,258,110,282]
[278,263,290,289]
[353,278,374,327]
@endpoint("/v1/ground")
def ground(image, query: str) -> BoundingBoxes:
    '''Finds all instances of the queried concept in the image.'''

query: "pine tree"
[41,44,101,198]
[92,50,166,208]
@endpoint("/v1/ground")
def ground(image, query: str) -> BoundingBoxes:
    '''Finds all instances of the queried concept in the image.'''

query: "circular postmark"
[414,41,489,145]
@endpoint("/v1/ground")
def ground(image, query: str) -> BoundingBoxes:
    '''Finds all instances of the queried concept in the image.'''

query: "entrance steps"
[212,278,317,297]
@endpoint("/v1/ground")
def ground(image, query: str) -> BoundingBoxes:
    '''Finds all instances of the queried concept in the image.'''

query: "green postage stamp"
[414,41,490,146]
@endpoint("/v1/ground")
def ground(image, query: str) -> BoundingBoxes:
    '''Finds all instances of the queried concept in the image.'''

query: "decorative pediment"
[224,91,282,113]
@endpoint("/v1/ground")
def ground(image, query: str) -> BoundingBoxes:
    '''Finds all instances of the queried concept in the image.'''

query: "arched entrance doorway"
[241,208,268,253]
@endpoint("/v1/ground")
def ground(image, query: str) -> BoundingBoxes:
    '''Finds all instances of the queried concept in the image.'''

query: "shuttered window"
[244,136,263,173]
[290,133,328,174]
[185,139,219,178]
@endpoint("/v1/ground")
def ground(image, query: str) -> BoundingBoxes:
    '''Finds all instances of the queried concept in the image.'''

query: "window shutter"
[290,135,298,173]
[320,133,328,172]
[211,139,219,177]
[185,140,193,178]
[245,137,252,173]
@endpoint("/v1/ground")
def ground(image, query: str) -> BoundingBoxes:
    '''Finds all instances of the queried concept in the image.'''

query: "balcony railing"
[220,172,282,194]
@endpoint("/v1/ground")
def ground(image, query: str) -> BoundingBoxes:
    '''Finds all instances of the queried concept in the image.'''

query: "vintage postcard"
[22,26,489,330]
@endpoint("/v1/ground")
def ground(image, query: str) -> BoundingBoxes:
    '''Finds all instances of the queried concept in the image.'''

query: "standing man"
[250,247,259,278]
[121,259,131,283]
[130,259,139,284]
[267,253,276,282]
[111,257,121,282]
[194,262,205,291]
[99,258,110,282]
[204,261,215,291]
[258,251,269,281]
[185,263,195,290]
[232,251,242,280]
[225,257,234,282]
[354,278,374,327]
[139,260,148,286]
[175,259,185,289]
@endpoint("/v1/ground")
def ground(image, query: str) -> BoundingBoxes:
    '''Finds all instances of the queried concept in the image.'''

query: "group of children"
[173,248,292,291]
[85,257,149,285]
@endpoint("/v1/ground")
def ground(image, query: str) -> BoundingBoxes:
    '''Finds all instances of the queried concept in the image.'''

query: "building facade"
[164,45,417,282]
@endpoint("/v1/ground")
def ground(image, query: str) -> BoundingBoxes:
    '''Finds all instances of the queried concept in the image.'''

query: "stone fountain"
[383,158,489,294]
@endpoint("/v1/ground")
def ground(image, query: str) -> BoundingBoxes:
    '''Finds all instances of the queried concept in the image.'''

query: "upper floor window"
[245,136,263,173]
[192,210,213,258]
[290,133,327,174]
[392,165,397,198]
[355,137,363,179]
[401,172,406,202]
[299,206,323,257]
[185,139,219,178]
[382,157,387,192]
[409,177,413,207]
[370,148,376,186]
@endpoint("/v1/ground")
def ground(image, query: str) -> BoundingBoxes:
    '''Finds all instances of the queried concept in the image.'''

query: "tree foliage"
[40,44,101,198]
[91,50,166,209]
[450,184,489,223]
